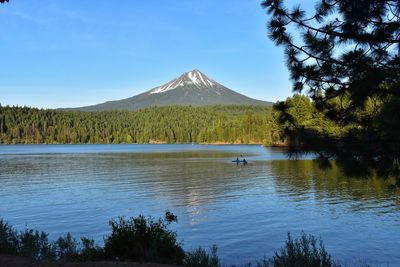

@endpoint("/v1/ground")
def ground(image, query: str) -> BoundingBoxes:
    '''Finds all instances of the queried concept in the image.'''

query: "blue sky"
[0,0,309,108]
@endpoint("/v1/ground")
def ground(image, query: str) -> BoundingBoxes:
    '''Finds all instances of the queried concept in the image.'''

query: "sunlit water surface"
[0,144,399,266]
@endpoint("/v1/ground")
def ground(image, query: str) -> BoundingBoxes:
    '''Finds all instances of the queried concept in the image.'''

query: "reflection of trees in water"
[3,152,398,222]
[0,152,256,224]
[269,160,400,212]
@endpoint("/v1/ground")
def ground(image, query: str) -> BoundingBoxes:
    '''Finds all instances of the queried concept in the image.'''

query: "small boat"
[232,159,248,164]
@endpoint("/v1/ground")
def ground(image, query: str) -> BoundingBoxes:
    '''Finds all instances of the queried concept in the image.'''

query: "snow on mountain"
[150,69,216,94]
[66,69,272,111]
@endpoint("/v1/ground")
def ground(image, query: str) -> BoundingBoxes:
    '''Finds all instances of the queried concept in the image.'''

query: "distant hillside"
[0,105,280,145]
[66,70,272,111]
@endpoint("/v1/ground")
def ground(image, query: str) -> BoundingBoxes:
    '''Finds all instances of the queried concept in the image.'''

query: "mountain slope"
[68,70,272,111]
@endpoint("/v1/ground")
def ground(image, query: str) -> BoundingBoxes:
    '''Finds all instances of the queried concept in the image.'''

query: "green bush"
[18,229,53,260]
[184,245,220,267]
[268,232,340,267]
[1,220,53,259]
[52,233,78,260]
[51,234,105,261]
[104,211,185,263]
[0,219,104,261]
[79,237,104,261]
[1,213,185,263]
[0,219,18,255]
[1,218,353,266]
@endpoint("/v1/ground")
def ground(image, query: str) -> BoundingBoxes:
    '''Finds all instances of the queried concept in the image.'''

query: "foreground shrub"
[184,245,220,267]
[268,232,339,267]
[79,237,104,261]
[52,233,78,260]
[104,211,184,263]
[0,219,104,261]
[51,234,104,261]
[0,219,18,255]
[1,217,350,266]
[18,229,52,260]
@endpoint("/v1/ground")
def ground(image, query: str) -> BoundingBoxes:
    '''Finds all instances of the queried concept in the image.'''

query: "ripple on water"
[0,144,399,266]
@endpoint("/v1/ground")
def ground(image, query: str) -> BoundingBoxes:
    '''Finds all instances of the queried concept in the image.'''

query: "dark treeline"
[0,99,342,146]
[0,104,285,145]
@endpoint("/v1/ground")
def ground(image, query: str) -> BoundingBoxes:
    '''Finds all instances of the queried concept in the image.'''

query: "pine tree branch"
[278,6,400,44]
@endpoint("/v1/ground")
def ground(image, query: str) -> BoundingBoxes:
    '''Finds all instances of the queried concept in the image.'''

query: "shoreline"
[0,142,284,147]
[0,254,173,267]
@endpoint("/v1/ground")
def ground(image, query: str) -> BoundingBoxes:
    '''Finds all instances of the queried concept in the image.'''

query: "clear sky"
[0,0,306,109]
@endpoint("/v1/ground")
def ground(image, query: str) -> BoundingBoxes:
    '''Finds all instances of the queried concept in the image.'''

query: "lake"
[0,144,399,266]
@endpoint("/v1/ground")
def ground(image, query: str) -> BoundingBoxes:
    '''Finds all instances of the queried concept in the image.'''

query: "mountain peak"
[188,68,201,74]
[149,69,217,95]
[66,69,272,111]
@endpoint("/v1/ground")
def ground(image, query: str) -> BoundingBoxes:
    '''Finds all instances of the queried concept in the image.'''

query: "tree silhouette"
[262,0,400,178]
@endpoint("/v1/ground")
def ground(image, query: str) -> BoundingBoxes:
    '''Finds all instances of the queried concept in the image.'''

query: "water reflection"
[0,145,399,265]
[0,151,258,225]
[269,160,400,214]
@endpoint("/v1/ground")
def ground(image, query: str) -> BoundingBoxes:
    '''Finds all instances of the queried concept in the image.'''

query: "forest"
[0,96,331,146]
[0,104,278,145]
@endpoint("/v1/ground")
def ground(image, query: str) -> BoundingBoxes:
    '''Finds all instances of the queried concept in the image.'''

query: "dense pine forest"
[0,104,281,145]
[0,96,340,146]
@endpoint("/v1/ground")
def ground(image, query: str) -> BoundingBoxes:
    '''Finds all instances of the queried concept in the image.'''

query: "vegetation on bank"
[0,212,182,264]
[0,101,338,146]
[0,105,279,145]
[0,212,345,267]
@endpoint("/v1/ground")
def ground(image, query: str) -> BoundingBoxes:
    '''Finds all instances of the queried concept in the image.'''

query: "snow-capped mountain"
[68,69,272,111]
[149,70,217,94]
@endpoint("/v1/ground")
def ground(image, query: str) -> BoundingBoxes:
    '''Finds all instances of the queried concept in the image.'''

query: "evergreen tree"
[263,0,400,178]
[0,105,279,146]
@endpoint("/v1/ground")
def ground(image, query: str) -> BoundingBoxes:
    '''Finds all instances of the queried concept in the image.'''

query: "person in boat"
[236,157,239,161]
[243,158,247,164]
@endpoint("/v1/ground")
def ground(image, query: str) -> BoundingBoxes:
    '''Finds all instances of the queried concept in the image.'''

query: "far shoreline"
[0,142,287,147]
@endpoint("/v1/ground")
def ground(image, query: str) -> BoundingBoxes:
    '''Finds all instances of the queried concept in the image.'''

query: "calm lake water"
[0,144,399,266]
